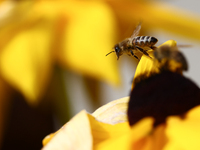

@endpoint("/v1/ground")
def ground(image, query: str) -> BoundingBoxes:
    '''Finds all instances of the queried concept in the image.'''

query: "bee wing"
[130,22,142,38]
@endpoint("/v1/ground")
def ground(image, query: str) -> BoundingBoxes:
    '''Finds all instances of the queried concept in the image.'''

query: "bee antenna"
[105,51,115,56]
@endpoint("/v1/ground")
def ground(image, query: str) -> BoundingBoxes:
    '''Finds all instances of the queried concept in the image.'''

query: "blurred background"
[0,0,200,149]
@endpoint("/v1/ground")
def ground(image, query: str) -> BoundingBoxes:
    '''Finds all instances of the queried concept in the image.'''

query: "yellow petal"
[134,40,177,79]
[42,110,130,150]
[186,106,200,119]
[42,133,57,147]
[110,1,200,41]
[142,2,200,41]
[0,19,53,105]
[33,1,120,85]
[164,106,200,150]
[42,110,93,150]
[132,124,167,150]
[88,115,130,146]
[42,101,154,150]
[58,1,120,85]
[92,96,129,124]
[95,117,153,150]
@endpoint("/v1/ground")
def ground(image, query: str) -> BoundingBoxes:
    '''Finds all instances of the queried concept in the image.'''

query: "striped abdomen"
[132,36,158,47]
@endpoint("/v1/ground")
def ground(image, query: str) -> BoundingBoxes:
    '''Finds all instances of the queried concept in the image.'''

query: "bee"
[153,45,188,74]
[106,22,158,60]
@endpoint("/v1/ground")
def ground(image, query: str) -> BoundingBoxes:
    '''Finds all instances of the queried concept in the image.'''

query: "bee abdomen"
[150,37,158,45]
[133,36,158,47]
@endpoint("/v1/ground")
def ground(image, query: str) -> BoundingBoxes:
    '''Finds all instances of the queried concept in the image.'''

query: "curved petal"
[132,124,167,150]
[134,40,177,79]
[42,110,130,150]
[92,96,129,124]
[0,0,121,104]
[0,19,53,105]
[58,1,120,85]
[95,117,153,150]
[164,106,200,150]
[42,110,93,150]
[109,1,200,41]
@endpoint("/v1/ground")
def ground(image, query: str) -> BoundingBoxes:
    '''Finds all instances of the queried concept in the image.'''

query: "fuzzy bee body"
[106,23,158,60]
[153,45,188,73]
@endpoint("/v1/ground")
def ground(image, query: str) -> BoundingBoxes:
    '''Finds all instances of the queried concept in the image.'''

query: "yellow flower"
[42,40,200,150]
[0,0,200,105]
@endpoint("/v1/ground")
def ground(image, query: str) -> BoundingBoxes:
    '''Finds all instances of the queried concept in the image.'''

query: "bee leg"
[133,55,140,60]
[135,46,152,59]
[130,50,140,60]
[151,46,157,50]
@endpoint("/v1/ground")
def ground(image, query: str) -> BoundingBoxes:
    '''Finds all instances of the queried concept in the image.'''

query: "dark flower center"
[128,71,200,127]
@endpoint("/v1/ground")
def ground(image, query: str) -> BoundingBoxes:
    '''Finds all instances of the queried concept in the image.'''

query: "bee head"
[106,44,123,60]
[114,44,123,60]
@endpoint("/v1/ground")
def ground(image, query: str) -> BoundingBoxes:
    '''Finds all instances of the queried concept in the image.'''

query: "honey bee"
[106,22,158,60]
[153,45,188,74]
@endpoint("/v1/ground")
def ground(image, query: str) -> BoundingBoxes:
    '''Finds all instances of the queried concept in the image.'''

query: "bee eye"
[115,46,120,53]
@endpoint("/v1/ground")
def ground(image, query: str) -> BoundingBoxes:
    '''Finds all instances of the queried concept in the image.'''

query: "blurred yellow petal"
[0,0,120,104]
[134,40,177,79]
[92,96,129,124]
[142,2,200,41]
[42,109,130,150]
[59,1,120,85]
[89,115,130,146]
[110,1,200,41]
[42,110,93,150]
[31,1,120,85]
[0,20,53,105]
[164,106,200,150]
[132,124,167,150]
[186,106,200,119]
[42,97,156,150]
[95,117,153,150]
